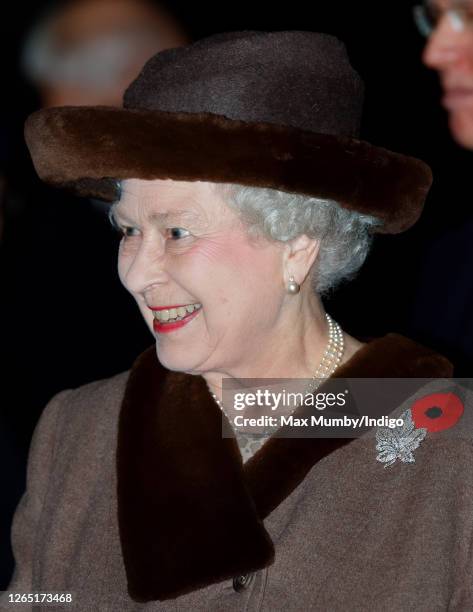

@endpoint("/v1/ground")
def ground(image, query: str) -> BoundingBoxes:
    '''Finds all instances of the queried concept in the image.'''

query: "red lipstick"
[152,307,201,334]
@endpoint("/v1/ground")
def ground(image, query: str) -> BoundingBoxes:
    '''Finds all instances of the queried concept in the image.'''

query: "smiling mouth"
[152,303,202,323]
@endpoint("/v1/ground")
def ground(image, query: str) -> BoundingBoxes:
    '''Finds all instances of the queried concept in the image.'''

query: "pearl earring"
[287,275,300,294]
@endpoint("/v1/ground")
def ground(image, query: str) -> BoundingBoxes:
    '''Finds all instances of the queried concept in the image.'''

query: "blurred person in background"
[415,0,473,148]
[0,0,188,589]
[22,0,188,108]
[406,0,473,375]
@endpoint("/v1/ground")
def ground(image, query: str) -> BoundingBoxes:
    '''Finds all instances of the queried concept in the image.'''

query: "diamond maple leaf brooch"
[376,409,427,468]
[376,392,464,468]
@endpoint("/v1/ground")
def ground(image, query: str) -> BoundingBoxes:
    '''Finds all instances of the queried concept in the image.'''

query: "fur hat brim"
[24,105,432,234]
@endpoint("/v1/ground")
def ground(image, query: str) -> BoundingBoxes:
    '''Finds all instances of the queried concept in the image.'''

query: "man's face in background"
[422,0,473,148]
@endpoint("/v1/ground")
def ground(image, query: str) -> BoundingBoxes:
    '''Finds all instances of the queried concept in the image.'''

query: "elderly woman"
[4,31,473,611]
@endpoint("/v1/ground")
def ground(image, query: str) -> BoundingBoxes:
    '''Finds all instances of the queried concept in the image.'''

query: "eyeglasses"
[413,1,473,37]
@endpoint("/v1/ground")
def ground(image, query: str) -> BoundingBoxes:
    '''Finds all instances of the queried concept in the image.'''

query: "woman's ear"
[283,234,320,286]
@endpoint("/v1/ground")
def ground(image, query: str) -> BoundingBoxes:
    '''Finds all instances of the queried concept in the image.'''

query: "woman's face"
[114,179,288,375]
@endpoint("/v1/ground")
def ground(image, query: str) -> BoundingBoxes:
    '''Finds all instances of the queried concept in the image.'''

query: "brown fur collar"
[116,333,452,602]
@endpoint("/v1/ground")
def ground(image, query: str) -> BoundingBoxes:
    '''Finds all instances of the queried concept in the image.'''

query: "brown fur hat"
[24,30,432,234]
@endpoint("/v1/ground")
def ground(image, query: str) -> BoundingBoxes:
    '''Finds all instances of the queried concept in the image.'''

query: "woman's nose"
[121,238,168,295]
[423,12,471,70]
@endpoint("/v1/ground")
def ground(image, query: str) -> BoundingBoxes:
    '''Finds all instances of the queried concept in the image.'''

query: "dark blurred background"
[2,0,472,588]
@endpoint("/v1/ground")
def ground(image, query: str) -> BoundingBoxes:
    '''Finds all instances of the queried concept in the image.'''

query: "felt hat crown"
[24,30,432,233]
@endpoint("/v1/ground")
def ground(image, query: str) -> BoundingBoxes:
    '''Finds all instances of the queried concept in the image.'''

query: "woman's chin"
[154,344,201,374]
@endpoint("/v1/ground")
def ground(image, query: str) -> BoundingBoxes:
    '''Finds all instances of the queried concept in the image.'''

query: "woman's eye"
[120,226,140,239]
[166,227,190,240]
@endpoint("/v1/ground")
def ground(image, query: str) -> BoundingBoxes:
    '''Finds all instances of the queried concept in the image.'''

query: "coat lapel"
[116,333,452,602]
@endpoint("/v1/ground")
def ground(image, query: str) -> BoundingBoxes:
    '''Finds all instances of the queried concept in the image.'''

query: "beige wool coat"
[2,334,473,611]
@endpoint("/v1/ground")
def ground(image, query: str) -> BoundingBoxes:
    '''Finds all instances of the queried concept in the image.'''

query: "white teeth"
[153,303,202,322]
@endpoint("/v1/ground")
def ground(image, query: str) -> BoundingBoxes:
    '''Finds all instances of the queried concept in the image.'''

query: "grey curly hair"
[215,184,382,295]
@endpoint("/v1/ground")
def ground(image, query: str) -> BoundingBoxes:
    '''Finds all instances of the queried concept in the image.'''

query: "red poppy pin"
[376,391,464,468]
[411,392,464,433]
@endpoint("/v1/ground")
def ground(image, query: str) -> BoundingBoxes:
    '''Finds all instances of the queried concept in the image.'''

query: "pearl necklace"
[304,312,344,393]
[210,312,345,432]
